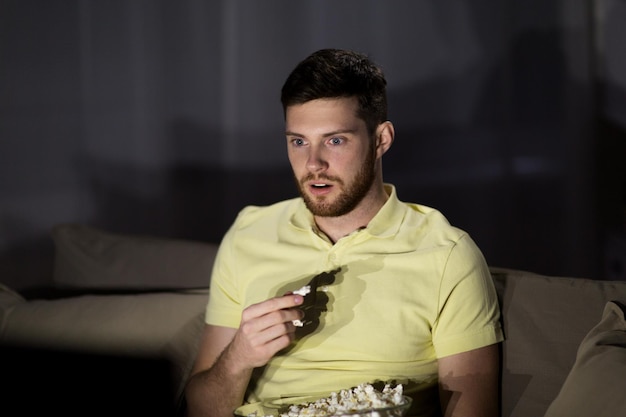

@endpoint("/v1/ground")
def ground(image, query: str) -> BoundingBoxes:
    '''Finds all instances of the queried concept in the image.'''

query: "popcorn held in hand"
[292,285,311,296]
[292,285,310,327]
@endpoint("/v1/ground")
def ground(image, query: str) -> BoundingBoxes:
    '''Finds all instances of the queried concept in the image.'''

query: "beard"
[295,145,377,217]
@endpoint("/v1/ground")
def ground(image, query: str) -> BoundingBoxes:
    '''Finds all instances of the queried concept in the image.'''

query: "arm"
[438,343,501,417]
[184,294,305,417]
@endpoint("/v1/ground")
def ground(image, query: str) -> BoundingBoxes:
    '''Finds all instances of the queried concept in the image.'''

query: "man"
[184,49,503,417]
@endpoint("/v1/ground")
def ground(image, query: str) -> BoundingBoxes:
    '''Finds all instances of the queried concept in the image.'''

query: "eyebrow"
[285,128,359,137]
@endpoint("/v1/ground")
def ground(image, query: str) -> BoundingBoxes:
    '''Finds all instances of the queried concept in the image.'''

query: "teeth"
[312,184,327,187]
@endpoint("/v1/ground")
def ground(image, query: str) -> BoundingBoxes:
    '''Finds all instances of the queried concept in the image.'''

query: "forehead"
[285,97,366,135]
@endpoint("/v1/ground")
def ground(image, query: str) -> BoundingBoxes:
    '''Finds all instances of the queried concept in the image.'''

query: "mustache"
[301,173,343,184]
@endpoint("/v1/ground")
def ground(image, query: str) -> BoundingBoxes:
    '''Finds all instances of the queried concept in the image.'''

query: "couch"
[1,223,625,417]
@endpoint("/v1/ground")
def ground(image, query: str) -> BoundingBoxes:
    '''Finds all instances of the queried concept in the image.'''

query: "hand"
[228,294,305,369]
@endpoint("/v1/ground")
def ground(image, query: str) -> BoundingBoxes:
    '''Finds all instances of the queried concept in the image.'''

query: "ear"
[375,121,394,158]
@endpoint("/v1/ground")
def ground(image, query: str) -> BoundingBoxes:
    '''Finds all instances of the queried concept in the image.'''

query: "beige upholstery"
[2,225,626,416]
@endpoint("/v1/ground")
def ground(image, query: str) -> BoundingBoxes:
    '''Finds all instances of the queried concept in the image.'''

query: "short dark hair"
[280,49,388,135]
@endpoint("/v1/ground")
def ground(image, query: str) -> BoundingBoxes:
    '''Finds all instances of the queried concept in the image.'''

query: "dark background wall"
[1,0,625,291]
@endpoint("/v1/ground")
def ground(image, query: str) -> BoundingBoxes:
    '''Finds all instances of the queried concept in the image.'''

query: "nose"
[306,145,328,173]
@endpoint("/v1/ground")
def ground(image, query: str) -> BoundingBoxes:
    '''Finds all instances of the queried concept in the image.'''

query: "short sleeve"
[204,224,243,328]
[432,234,503,357]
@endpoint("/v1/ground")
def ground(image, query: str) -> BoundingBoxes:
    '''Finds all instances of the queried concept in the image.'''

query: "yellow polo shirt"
[205,184,503,409]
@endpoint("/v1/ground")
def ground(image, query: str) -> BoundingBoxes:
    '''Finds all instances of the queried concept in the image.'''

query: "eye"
[291,137,305,146]
[329,137,343,145]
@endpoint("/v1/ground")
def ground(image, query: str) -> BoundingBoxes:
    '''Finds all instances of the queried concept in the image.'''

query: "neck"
[314,182,389,244]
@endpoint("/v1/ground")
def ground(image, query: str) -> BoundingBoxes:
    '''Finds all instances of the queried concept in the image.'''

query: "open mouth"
[307,181,333,195]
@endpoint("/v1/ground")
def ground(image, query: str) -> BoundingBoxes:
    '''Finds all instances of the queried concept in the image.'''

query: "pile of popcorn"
[252,383,406,417]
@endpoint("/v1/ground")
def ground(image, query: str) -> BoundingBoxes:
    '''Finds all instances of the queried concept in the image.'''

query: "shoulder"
[214,198,304,265]
[233,198,300,225]
[401,202,469,246]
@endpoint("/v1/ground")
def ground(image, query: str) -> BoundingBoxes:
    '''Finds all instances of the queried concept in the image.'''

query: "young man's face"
[285,97,377,217]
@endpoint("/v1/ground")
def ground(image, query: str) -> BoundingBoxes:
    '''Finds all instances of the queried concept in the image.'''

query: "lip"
[307,181,334,196]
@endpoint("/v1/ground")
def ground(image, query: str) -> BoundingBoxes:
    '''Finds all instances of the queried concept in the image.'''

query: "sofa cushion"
[0,288,207,356]
[490,267,626,417]
[0,283,26,329]
[164,310,205,404]
[0,287,208,398]
[543,301,626,417]
[52,223,218,289]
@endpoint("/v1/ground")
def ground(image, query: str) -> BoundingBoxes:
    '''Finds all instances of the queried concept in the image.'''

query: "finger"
[260,320,298,345]
[243,307,302,336]
[244,294,303,320]
[237,314,298,357]
[255,331,295,361]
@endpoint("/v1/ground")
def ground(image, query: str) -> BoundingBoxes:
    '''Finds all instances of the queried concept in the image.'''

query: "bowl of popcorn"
[235,383,412,417]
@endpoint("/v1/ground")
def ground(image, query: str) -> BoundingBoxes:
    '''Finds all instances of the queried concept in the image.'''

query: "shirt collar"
[289,183,405,239]
[365,183,405,238]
